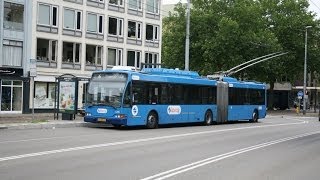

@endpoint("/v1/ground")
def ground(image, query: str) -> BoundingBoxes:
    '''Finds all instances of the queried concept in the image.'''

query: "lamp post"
[303,26,312,115]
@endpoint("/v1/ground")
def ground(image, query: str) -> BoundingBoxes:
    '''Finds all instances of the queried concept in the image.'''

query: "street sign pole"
[30,59,37,121]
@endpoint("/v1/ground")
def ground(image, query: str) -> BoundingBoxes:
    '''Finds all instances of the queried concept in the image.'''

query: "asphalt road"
[0,115,319,180]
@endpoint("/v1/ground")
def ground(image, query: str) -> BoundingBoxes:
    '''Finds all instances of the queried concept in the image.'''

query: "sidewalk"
[0,109,318,130]
[0,113,88,130]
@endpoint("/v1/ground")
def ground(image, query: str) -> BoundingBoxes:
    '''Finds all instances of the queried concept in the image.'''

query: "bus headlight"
[115,114,126,119]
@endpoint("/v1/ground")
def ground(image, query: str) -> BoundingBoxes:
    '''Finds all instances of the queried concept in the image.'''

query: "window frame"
[127,20,142,40]
[37,3,58,27]
[86,12,104,34]
[127,50,141,68]
[108,16,124,37]
[107,47,123,66]
[3,1,24,31]
[146,24,159,42]
[86,44,103,66]
[62,42,81,64]
[63,8,82,31]
[146,0,159,14]
[109,0,124,7]
[128,0,142,11]
[36,38,58,62]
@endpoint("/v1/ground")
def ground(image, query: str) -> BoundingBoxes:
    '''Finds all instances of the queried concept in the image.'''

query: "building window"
[109,0,124,6]
[127,50,141,68]
[146,0,159,14]
[86,45,102,65]
[3,2,24,31]
[145,52,158,68]
[2,40,23,67]
[128,21,141,39]
[37,39,57,62]
[108,48,123,66]
[38,4,58,27]
[62,42,81,63]
[34,82,56,109]
[108,17,123,37]
[146,24,159,41]
[63,8,82,30]
[87,13,103,34]
[128,0,142,11]
[88,0,105,2]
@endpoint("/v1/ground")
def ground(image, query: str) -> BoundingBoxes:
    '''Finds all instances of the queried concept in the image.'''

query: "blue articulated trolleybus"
[84,67,266,128]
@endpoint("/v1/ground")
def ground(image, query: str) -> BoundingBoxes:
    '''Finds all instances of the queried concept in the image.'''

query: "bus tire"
[203,110,213,126]
[112,124,122,129]
[146,111,158,129]
[251,110,259,123]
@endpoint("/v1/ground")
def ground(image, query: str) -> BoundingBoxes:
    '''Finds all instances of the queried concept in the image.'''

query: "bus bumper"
[84,116,127,125]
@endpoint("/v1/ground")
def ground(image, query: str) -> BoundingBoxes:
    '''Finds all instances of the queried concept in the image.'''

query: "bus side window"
[123,84,131,107]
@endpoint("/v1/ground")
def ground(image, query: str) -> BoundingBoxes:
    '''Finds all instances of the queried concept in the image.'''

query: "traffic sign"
[297,91,303,97]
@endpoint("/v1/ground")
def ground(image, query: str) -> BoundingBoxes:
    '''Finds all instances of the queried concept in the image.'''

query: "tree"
[162,0,320,108]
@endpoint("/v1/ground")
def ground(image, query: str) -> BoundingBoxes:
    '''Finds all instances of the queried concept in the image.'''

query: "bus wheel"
[203,110,213,126]
[251,110,258,123]
[112,124,122,129]
[146,111,158,129]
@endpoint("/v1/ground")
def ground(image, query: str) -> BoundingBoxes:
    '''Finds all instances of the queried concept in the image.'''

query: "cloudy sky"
[162,0,320,17]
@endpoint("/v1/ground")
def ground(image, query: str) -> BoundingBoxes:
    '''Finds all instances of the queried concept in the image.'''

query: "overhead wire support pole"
[185,0,190,71]
[227,52,288,76]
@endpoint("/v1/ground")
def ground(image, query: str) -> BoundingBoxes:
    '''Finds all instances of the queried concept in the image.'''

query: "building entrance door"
[0,80,23,113]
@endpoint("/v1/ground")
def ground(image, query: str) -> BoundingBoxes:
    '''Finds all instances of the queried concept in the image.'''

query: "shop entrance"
[0,80,23,113]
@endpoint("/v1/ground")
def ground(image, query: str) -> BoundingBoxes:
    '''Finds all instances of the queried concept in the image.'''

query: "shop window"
[34,82,56,109]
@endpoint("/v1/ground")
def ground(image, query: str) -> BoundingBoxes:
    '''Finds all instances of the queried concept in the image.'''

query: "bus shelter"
[54,74,89,120]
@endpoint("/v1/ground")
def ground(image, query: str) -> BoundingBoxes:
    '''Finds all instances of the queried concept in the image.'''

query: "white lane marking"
[0,120,308,162]
[141,131,320,180]
[0,118,306,144]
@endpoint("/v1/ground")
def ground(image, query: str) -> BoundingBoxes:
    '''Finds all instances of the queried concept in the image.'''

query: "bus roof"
[222,77,265,89]
[92,67,265,89]
[93,67,216,86]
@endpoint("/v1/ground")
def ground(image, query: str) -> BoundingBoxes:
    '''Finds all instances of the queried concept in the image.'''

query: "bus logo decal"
[167,106,181,115]
[97,108,107,114]
[132,105,138,116]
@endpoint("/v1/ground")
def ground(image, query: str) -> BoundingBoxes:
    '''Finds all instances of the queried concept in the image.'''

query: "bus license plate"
[97,118,105,122]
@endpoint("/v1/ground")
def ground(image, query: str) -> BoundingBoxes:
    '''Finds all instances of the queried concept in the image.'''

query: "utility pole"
[303,26,312,115]
[185,0,190,71]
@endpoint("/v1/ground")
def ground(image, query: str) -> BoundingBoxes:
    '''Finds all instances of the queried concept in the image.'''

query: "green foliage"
[162,0,320,85]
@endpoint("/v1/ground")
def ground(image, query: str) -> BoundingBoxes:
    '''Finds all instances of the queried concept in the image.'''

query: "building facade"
[0,0,162,114]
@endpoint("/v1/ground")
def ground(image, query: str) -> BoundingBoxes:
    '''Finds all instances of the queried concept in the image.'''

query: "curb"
[0,122,88,130]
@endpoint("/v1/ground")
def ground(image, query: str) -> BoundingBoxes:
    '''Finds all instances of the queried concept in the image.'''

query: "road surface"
[0,115,319,180]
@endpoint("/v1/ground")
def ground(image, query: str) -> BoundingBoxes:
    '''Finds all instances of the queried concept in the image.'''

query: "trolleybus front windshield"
[87,73,127,108]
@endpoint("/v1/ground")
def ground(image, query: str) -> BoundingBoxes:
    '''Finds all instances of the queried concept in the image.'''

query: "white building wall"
[29,0,162,110]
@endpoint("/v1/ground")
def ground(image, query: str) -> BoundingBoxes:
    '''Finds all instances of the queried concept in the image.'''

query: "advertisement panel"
[59,80,76,113]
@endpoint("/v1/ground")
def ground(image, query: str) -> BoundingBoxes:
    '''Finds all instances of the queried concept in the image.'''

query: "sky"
[163,0,320,18]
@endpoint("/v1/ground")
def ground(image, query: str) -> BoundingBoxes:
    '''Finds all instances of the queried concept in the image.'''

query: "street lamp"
[303,26,312,115]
